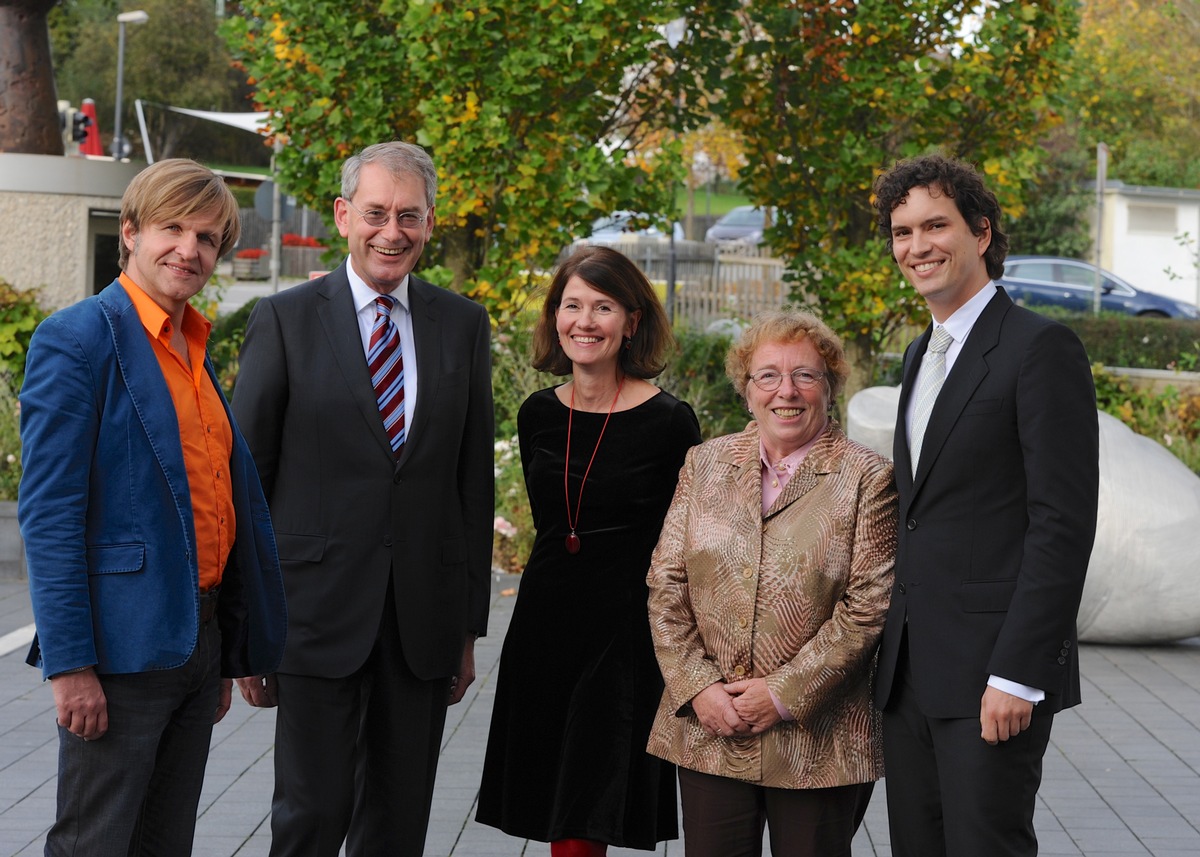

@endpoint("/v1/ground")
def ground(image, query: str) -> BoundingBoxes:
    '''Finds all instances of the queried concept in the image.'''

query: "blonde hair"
[119,159,241,268]
[725,309,848,400]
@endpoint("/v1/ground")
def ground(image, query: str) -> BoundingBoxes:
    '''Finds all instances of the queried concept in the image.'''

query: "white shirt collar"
[935,280,996,345]
[346,256,411,316]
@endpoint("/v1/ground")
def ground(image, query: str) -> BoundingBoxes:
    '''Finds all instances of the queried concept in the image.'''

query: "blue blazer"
[19,280,287,680]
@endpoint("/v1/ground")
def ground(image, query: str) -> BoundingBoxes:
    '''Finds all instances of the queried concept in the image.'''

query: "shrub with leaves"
[0,279,49,389]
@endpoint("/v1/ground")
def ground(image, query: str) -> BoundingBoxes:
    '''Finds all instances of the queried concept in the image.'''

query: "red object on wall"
[79,98,103,156]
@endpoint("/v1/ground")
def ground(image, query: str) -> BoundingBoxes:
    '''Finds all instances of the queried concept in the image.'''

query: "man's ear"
[977,216,992,258]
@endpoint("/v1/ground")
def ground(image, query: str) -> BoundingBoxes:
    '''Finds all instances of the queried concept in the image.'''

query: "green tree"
[714,0,1079,394]
[1066,0,1200,188]
[223,0,736,320]
[50,0,263,162]
[1005,125,1092,260]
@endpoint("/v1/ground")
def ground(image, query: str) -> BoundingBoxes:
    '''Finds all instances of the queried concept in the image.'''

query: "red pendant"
[565,532,581,555]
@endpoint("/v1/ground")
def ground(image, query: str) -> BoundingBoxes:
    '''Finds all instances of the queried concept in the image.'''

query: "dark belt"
[199,587,220,624]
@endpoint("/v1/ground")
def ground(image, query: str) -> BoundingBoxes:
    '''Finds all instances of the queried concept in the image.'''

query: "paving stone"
[2,577,1198,856]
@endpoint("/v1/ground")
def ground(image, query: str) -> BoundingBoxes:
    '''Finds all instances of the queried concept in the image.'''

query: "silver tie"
[909,326,953,476]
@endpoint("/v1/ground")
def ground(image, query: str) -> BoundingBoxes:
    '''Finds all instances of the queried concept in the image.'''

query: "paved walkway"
[2,572,1198,856]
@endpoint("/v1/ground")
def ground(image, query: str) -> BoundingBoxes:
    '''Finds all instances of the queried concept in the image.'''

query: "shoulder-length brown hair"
[531,245,674,378]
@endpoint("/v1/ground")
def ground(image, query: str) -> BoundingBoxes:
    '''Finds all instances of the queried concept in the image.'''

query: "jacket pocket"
[961,397,1003,416]
[86,543,145,575]
[276,532,326,563]
[961,577,1017,612]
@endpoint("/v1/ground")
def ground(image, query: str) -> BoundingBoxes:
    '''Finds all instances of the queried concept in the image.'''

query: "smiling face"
[121,210,224,317]
[889,184,992,321]
[334,162,434,294]
[554,276,639,374]
[746,338,831,462]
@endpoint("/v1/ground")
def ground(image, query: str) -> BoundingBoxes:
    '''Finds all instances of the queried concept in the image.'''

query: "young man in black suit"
[232,142,494,857]
[871,154,1099,857]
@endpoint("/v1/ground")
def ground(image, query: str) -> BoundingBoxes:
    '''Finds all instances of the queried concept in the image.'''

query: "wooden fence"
[587,240,790,331]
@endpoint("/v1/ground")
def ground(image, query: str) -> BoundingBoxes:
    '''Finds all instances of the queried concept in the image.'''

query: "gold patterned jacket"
[646,420,896,788]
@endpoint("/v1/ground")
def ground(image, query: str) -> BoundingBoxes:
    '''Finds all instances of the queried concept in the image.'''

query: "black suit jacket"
[874,288,1099,718]
[232,264,494,680]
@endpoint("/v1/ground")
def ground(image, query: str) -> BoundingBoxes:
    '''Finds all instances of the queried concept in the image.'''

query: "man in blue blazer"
[871,155,1099,857]
[232,142,494,857]
[19,159,287,857]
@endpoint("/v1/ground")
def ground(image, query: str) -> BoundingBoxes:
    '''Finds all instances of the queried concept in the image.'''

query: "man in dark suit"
[232,141,494,857]
[20,158,287,856]
[871,154,1099,857]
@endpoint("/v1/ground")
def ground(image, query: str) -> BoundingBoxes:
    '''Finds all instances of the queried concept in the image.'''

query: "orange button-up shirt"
[121,274,235,591]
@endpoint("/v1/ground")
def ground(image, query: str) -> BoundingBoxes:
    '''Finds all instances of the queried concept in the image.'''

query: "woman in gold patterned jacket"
[646,309,897,857]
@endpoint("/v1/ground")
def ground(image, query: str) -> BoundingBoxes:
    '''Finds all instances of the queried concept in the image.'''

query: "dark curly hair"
[872,153,1009,281]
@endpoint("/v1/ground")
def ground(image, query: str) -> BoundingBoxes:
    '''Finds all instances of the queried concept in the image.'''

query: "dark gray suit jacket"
[232,263,494,680]
[874,288,1099,718]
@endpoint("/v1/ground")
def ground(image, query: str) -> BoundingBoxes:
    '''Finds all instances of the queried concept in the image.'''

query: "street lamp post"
[112,9,149,161]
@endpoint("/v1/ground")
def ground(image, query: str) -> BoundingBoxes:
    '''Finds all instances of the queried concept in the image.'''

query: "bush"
[208,298,259,397]
[1093,365,1200,474]
[658,327,747,440]
[0,279,50,389]
[0,377,21,501]
[1048,313,1200,371]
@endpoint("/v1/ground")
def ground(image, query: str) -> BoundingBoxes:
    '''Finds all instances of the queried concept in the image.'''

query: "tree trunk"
[439,225,474,293]
[840,331,876,416]
[0,0,63,155]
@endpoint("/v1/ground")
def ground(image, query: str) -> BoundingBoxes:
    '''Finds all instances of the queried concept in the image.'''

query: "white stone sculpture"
[846,386,1200,644]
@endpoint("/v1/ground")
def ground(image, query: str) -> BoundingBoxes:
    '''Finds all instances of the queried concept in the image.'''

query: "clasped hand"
[692,678,783,737]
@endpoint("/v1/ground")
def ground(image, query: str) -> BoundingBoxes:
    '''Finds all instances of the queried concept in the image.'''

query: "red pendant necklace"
[563,376,625,555]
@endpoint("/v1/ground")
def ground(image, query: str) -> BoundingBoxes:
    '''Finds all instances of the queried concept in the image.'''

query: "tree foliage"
[713,0,1079,391]
[49,0,266,163]
[1004,125,1092,260]
[1066,0,1200,188]
[224,0,737,321]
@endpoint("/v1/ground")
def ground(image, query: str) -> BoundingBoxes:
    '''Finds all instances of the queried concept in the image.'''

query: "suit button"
[1058,656,1067,665]
[1062,640,1072,648]
[383,536,392,547]
[733,665,746,677]
[907,518,917,530]
[742,567,753,579]
[738,617,748,629]
[393,472,402,484]
[898,583,907,595]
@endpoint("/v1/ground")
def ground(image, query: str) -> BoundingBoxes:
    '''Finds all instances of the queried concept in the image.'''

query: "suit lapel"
[315,264,396,460]
[911,290,1010,490]
[98,282,191,531]
[715,427,762,508]
[403,277,441,461]
[894,331,927,495]
[763,424,842,520]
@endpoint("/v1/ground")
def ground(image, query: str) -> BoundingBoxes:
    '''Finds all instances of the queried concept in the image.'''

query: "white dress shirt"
[347,257,419,434]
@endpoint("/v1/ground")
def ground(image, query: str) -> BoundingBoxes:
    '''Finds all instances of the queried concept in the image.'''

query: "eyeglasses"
[344,199,428,230]
[748,368,826,391]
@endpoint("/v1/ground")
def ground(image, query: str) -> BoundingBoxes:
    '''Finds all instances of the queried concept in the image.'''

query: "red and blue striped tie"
[368,295,405,457]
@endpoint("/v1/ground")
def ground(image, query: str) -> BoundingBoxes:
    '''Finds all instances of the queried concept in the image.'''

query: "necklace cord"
[564,377,626,545]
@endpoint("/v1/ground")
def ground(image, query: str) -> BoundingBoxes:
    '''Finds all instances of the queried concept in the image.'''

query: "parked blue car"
[998,256,1200,319]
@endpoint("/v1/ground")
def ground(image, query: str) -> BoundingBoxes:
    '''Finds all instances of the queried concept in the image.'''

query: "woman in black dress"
[477,245,701,856]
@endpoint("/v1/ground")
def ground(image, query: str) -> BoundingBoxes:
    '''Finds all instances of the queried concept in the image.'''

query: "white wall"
[0,154,142,308]
[1092,182,1200,309]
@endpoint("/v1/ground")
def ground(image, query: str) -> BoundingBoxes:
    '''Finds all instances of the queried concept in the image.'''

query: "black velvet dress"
[477,386,701,848]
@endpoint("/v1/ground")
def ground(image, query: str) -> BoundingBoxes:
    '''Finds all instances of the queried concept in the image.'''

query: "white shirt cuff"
[987,675,1044,704]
